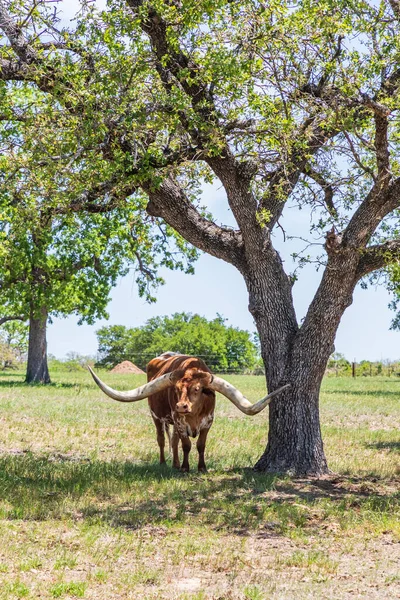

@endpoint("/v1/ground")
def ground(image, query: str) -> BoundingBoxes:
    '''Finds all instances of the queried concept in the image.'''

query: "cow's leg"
[154,419,166,465]
[172,427,180,469]
[180,436,191,472]
[196,428,210,472]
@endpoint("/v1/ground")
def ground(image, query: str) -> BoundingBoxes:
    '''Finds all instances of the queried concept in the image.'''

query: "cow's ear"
[170,368,185,384]
[202,387,214,396]
[199,373,213,387]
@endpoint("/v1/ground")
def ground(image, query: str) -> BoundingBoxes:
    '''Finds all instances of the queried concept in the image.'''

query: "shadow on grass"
[366,441,400,452]
[0,371,23,376]
[324,388,400,397]
[0,379,95,390]
[0,451,398,534]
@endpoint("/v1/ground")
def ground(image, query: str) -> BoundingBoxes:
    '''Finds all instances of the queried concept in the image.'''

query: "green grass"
[0,370,398,598]
[50,582,86,598]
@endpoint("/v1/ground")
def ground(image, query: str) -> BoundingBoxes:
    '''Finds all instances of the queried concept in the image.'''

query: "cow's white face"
[174,369,213,414]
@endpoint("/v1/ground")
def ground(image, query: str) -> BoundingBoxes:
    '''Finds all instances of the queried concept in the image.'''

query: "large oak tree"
[0,0,400,473]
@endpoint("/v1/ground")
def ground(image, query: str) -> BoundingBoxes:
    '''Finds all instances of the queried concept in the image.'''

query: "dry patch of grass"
[0,371,398,598]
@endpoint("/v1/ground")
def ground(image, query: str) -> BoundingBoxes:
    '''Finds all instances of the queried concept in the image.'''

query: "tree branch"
[125,1,265,249]
[356,239,400,280]
[0,0,257,256]
[0,7,92,99]
[134,250,155,281]
[343,130,376,180]
[262,117,341,228]
[374,113,391,187]
[265,65,397,229]
[343,176,400,248]
[144,176,245,270]
[50,179,137,217]
[54,259,96,281]
[0,315,26,326]
[126,0,215,116]
[0,58,31,81]
[0,1,37,64]
[381,67,400,97]
[298,35,344,98]
[303,165,337,216]
[276,83,393,228]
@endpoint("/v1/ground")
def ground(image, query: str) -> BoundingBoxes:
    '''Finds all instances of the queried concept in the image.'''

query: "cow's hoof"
[198,466,207,473]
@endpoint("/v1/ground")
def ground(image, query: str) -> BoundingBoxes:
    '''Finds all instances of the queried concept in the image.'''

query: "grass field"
[0,371,398,599]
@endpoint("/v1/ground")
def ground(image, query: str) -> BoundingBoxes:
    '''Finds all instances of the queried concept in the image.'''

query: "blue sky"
[45,1,399,361]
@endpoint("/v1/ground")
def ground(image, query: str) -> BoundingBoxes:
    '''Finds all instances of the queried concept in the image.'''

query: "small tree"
[0,320,27,369]
[0,339,15,369]
[327,352,351,376]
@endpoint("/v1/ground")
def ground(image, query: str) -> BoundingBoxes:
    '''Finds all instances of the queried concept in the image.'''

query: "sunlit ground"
[0,370,398,599]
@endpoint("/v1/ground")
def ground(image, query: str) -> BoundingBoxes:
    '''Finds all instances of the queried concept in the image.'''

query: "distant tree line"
[47,352,96,373]
[327,353,400,377]
[96,313,260,374]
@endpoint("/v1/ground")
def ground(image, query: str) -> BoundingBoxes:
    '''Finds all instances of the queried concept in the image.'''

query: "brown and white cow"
[88,353,289,472]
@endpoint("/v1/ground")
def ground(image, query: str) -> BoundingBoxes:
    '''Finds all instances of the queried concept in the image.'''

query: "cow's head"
[172,368,213,414]
[88,363,290,416]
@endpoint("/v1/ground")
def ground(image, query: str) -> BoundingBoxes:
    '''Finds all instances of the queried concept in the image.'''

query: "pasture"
[0,371,398,599]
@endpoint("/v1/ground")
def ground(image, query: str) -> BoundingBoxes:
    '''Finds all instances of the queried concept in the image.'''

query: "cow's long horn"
[88,366,176,402]
[209,377,290,415]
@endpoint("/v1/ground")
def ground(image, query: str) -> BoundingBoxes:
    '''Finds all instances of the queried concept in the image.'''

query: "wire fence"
[328,361,400,378]
[98,352,262,375]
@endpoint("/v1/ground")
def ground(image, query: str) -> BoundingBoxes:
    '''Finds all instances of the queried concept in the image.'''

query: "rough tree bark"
[248,248,359,475]
[26,306,50,384]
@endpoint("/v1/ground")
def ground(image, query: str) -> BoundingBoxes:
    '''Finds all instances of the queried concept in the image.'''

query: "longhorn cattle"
[88,353,289,472]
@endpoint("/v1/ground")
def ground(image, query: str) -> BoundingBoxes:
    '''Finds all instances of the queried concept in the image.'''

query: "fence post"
[352,362,356,378]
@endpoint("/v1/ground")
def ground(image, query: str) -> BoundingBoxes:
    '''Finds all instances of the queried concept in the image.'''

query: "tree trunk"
[251,317,331,475]
[246,249,357,477]
[254,362,328,476]
[26,306,50,384]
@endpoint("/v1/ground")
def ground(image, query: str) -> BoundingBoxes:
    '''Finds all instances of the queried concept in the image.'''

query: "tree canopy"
[96,313,259,372]
[0,0,399,300]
